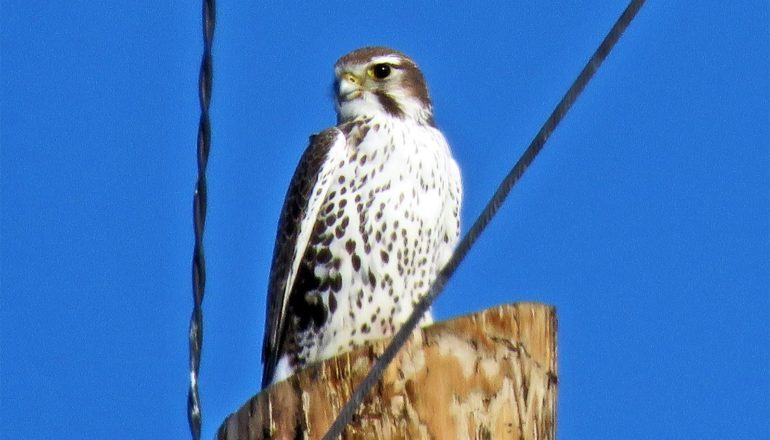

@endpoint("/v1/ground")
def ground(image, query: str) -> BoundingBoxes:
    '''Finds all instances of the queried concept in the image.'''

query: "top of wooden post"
[217,302,557,440]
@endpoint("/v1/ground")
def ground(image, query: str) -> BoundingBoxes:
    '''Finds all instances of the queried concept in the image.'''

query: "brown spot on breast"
[316,248,332,264]
[330,274,342,292]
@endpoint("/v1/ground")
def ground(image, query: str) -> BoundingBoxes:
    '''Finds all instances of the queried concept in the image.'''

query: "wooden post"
[217,302,557,439]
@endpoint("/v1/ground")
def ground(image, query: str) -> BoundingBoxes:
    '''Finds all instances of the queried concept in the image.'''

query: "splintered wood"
[217,303,557,440]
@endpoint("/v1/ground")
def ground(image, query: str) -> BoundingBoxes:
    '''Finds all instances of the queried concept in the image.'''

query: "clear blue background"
[2,2,768,438]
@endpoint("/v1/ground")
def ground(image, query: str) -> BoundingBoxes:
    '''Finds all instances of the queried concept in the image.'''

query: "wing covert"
[261,128,346,387]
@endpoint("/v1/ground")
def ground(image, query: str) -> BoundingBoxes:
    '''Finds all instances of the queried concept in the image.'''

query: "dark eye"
[372,64,391,79]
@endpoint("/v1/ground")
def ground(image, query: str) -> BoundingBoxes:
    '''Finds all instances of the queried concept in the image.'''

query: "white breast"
[310,115,462,360]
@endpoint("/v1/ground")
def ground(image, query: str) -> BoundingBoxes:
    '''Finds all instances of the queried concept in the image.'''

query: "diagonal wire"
[322,1,646,438]
[188,0,216,439]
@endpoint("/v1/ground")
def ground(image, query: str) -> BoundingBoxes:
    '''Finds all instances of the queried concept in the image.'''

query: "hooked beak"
[336,71,363,102]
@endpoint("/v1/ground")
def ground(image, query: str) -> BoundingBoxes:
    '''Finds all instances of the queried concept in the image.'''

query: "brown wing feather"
[261,128,341,387]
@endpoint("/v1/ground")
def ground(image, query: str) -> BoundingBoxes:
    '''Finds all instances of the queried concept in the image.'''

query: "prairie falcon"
[261,47,462,387]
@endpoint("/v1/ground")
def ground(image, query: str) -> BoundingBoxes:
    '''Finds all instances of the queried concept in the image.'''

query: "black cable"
[322,1,646,438]
[188,1,215,439]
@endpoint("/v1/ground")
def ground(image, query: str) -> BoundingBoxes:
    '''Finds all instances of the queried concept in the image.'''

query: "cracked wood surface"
[217,302,557,440]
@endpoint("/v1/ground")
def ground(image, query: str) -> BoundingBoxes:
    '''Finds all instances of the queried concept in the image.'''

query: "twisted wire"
[188,1,215,439]
[322,1,646,438]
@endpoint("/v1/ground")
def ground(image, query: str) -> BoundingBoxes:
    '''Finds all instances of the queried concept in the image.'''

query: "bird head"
[333,47,434,125]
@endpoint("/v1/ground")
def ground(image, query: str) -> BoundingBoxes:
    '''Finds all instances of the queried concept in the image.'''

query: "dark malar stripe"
[374,91,405,119]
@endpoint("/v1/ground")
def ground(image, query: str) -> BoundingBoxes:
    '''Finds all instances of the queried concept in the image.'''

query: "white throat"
[336,91,432,125]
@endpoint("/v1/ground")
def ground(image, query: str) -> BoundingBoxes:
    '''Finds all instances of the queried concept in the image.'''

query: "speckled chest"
[288,115,459,366]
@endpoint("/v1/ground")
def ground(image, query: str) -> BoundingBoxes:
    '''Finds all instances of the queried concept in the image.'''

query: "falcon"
[261,47,462,387]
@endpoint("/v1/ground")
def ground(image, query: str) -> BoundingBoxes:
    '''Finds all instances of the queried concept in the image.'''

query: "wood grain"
[217,302,557,440]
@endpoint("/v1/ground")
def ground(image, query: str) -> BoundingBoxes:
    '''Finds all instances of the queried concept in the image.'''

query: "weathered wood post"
[217,302,557,439]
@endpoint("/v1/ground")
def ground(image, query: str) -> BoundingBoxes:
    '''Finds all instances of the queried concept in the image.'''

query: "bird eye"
[371,64,391,80]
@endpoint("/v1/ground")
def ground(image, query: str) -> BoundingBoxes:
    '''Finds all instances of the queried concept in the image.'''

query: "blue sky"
[2,1,768,438]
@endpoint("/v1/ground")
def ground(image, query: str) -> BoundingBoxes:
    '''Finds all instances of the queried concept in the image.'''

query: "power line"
[322,1,646,438]
[188,1,215,439]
